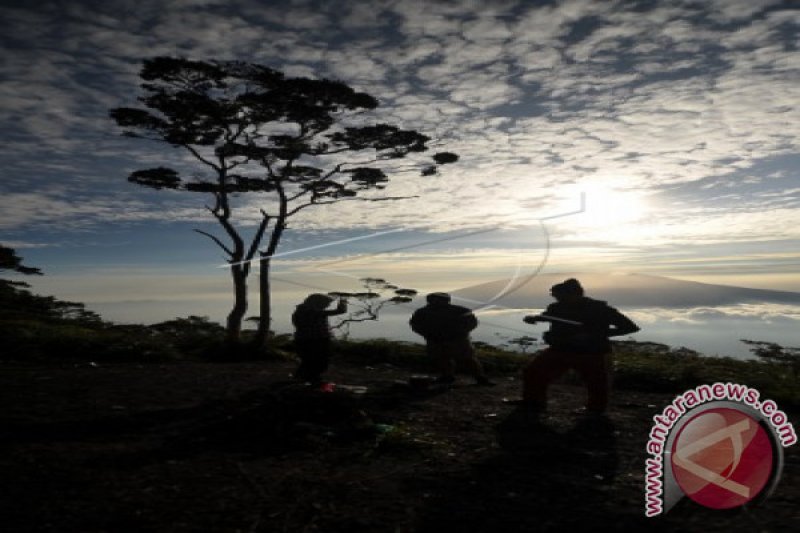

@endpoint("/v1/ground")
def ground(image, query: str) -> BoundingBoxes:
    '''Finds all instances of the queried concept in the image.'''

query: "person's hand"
[523,315,543,324]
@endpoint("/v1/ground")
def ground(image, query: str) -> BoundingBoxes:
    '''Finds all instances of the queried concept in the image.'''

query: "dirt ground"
[1,358,798,532]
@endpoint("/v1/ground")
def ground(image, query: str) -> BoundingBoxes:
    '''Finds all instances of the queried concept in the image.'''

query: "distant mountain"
[452,273,800,310]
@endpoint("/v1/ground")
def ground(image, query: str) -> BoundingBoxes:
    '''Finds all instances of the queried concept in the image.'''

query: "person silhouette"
[410,292,493,386]
[292,293,347,384]
[520,278,639,414]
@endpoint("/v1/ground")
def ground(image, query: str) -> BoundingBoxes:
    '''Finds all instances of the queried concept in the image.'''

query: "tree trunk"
[252,255,272,349]
[225,264,248,345]
[253,205,286,351]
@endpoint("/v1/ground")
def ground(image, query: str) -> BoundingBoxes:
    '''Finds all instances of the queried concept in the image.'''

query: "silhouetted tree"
[0,244,42,282]
[505,335,538,354]
[329,277,417,339]
[0,245,102,324]
[111,57,457,349]
[0,244,42,314]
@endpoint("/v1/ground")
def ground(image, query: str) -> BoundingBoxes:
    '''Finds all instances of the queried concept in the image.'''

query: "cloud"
[0,0,797,262]
[0,191,207,231]
[691,303,800,322]
[0,240,52,249]
[628,303,800,327]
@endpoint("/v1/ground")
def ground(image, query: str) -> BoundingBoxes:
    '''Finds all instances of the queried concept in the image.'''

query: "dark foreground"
[1,359,798,532]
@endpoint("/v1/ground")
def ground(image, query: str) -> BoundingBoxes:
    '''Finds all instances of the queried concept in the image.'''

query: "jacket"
[542,297,639,353]
[410,303,478,343]
[292,303,345,340]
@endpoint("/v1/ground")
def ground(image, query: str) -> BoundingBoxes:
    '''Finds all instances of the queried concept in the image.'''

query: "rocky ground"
[1,358,798,532]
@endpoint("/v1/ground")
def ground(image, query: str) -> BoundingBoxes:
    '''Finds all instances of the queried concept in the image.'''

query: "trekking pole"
[537,314,583,326]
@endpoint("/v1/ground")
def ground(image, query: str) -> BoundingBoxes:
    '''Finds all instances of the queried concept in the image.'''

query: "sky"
[1,0,799,351]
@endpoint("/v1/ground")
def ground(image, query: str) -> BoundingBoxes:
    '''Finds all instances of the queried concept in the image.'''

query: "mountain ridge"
[452,272,800,310]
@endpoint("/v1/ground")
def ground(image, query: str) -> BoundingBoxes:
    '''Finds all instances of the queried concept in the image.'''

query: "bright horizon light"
[546,180,655,241]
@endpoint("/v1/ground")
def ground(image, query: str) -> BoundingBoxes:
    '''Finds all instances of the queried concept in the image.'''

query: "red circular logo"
[671,407,774,509]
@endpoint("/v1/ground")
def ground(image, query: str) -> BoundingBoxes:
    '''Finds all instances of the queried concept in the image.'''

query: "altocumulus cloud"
[629,303,800,326]
[1,0,798,249]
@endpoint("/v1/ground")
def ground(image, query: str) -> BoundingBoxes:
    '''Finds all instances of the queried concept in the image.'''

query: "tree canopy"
[111,57,457,200]
[111,57,458,348]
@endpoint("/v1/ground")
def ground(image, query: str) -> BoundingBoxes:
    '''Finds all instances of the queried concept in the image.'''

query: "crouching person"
[292,293,347,384]
[410,292,493,386]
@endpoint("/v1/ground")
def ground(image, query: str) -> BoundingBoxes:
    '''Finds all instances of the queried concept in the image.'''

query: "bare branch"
[286,201,317,217]
[285,193,418,217]
[184,143,222,171]
[358,195,418,202]
[286,187,312,203]
[193,229,233,256]
[245,209,272,261]
[320,158,383,180]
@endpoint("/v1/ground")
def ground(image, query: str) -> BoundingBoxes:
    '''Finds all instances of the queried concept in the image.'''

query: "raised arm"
[322,298,348,316]
[606,307,640,337]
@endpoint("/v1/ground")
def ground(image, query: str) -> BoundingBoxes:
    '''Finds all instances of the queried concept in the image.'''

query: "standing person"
[410,292,493,386]
[292,293,347,384]
[520,278,639,414]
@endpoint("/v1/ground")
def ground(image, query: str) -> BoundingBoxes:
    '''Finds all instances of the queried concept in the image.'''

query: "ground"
[1,358,798,532]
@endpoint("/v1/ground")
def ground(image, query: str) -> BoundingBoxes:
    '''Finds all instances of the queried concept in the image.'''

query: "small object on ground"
[571,406,606,416]
[319,382,336,393]
[501,398,547,412]
[409,375,436,390]
[337,384,368,395]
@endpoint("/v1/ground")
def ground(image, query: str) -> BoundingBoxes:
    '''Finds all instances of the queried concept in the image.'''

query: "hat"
[551,278,584,296]
[304,293,334,308]
[426,292,451,304]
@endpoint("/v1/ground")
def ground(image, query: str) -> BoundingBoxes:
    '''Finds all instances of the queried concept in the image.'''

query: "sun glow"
[582,185,650,227]
[535,180,661,244]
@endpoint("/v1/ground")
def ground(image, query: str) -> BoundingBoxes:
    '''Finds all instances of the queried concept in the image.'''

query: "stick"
[538,314,583,326]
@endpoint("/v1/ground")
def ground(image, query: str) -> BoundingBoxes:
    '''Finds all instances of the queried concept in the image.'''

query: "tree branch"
[320,158,382,180]
[193,229,233,256]
[357,195,418,202]
[286,187,312,203]
[286,200,321,217]
[285,193,418,217]
[184,143,222,171]
[245,209,271,262]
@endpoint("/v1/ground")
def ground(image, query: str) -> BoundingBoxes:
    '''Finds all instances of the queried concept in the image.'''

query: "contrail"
[221,228,405,268]
[219,193,585,269]
[218,192,587,315]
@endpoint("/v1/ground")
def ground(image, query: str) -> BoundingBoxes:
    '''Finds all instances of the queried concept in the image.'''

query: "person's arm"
[523,303,557,324]
[322,298,348,316]
[606,306,640,337]
[462,310,478,332]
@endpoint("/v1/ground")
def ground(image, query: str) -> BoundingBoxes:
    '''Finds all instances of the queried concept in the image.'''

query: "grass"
[3,315,797,410]
[331,337,800,411]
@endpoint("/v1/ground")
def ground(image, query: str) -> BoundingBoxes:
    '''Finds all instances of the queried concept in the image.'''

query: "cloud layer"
[2,0,798,258]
